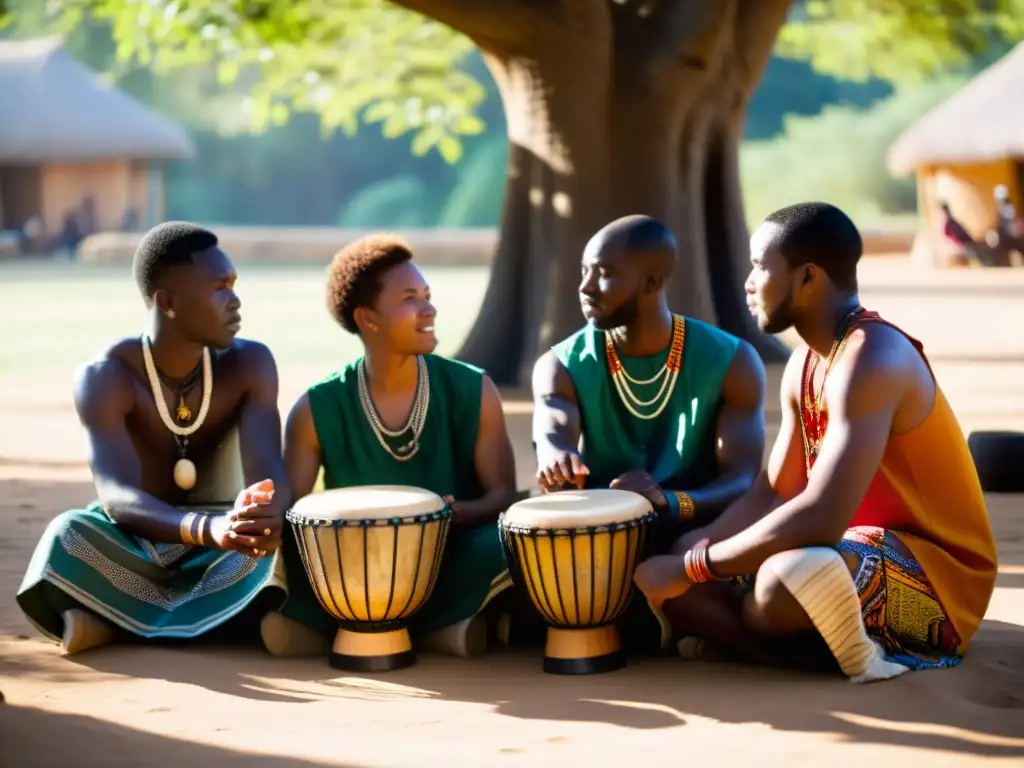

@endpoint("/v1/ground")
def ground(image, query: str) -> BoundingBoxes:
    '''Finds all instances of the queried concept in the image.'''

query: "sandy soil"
[2,259,1024,766]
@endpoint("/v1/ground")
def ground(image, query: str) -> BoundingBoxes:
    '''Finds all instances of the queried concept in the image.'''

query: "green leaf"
[216,58,241,86]
[35,0,489,151]
[437,134,463,164]
[452,113,486,136]
[410,126,438,157]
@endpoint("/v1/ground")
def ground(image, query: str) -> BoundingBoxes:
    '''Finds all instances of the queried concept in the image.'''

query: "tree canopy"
[4,0,1022,164]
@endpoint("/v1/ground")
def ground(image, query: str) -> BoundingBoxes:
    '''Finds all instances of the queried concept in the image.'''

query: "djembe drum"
[286,485,451,672]
[499,488,657,675]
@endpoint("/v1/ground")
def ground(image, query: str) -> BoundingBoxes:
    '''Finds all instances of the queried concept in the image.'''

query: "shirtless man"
[532,215,766,651]
[635,202,998,679]
[17,222,290,655]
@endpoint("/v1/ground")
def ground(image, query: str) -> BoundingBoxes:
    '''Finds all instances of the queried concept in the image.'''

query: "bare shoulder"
[531,348,577,401]
[838,323,920,378]
[72,340,139,422]
[287,390,313,424]
[722,339,767,407]
[829,323,922,414]
[230,338,278,376]
[779,343,808,407]
[480,372,503,409]
[284,390,319,446]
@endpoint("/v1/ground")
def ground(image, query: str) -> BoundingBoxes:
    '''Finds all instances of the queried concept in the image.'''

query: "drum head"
[288,485,446,523]
[502,488,653,529]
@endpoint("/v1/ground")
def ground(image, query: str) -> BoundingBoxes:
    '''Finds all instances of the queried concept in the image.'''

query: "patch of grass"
[0,262,489,377]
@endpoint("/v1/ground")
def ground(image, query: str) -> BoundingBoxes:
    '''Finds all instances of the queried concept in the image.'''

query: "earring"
[167,310,176,319]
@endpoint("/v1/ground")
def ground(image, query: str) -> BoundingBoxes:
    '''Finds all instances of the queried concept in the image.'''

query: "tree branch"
[642,0,739,71]
[735,0,795,95]
[386,0,558,47]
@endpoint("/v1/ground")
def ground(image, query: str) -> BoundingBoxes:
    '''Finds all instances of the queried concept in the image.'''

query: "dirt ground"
[1,258,1023,766]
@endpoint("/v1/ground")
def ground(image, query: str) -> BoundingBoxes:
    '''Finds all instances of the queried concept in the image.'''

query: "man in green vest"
[531,215,767,651]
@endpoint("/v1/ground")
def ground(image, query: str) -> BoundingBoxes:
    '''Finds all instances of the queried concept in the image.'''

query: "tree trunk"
[399,0,795,384]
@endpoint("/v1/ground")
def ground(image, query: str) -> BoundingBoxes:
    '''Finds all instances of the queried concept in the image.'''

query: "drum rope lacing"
[604,315,685,420]
[357,355,430,461]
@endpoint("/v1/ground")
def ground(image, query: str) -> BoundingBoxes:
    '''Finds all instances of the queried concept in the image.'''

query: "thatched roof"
[887,42,1024,176]
[0,36,195,163]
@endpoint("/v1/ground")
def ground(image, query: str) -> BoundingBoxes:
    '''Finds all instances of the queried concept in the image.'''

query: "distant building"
[887,42,1024,266]
[0,36,194,248]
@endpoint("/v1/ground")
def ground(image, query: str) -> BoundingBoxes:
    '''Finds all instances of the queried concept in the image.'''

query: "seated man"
[635,202,999,680]
[272,234,517,657]
[17,222,290,655]
[532,215,766,652]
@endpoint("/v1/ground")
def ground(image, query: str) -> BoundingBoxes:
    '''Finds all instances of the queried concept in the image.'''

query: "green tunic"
[279,354,512,638]
[551,316,739,651]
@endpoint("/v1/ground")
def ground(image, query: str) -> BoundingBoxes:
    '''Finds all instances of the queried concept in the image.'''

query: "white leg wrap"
[763,548,910,684]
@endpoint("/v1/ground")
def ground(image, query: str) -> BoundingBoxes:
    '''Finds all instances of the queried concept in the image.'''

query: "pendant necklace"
[141,334,213,490]
[156,359,203,423]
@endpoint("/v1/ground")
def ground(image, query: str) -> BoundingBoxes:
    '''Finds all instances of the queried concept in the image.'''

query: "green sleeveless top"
[306,354,484,500]
[553,316,739,492]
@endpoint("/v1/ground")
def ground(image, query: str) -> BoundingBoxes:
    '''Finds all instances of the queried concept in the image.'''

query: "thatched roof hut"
[0,36,194,241]
[887,43,1024,266]
[0,35,194,162]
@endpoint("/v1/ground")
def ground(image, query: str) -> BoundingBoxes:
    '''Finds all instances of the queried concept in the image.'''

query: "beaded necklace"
[798,305,864,470]
[604,315,686,420]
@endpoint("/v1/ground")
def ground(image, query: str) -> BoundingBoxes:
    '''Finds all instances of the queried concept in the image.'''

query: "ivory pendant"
[174,458,197,491]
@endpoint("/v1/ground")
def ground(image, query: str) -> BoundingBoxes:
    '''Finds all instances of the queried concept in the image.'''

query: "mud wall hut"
[887,43,1024,266]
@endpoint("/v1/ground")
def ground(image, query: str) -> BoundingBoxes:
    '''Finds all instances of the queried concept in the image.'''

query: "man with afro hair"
[268,233,518,661]
[17,221,294,657]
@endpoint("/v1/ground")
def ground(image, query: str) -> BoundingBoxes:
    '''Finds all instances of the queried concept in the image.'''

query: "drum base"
[329,627,415,673]
[543,625,626,675]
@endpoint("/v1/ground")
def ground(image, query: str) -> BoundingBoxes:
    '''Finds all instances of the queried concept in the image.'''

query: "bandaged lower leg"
[763,548,910,684]
[61,609,115,655]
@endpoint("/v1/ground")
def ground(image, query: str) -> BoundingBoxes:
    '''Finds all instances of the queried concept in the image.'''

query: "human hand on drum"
[536,445,590,492]
[609,470,668,512]
[633,554,692,607]
[218,479,283,556]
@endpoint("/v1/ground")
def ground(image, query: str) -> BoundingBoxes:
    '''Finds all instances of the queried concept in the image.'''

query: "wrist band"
[191,513,204,547]
[180,512,197,546]
[196,514,209,548]
[673,492,695,522]
[683,544,716,583]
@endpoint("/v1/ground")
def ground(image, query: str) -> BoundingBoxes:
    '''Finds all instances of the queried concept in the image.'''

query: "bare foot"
[418,616,488,658]
[260,611,331,657]
[60,609,115,655]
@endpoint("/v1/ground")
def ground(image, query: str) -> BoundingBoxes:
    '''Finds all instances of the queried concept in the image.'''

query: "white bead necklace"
[141,334,213,490]
[357,356,430,462]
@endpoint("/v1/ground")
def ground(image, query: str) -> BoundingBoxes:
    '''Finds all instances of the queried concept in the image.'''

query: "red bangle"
[684,545,716,583]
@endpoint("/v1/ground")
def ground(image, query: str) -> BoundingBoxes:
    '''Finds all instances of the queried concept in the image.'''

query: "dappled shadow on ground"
[4,477,1024,763]
[0,702,347,768]
[31,617,1017,759]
